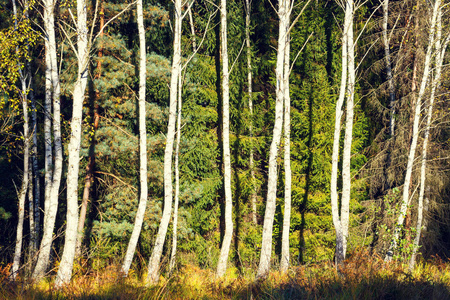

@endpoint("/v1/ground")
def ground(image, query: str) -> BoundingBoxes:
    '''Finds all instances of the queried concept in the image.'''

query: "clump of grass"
[1,250,449,299]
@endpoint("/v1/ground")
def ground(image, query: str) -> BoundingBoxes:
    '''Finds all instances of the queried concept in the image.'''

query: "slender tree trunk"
[340,0,354,261]
[55,0,89,286]
[245,0,257,225]
[188,5,196,52]
[11,0,30,280]
[76,1,104,259]
[12,78,29,281]
[29,71,39,252]
[216,0,233,278]
[331,0,350,266]
[409,10,449,270]
[169,73,182,274]
[382,0,395,136]
[147,0,182,284]
[280,33,291,273]
[257,0,289,279]
[33,0,63,280]
[121,0,148,276]
[385,0,440,262]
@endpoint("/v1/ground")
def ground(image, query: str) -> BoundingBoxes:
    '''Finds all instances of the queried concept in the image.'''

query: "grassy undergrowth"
[1,251,450,299]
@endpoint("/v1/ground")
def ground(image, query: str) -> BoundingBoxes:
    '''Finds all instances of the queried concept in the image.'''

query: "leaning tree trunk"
[385,0,440,262]
[280,32,291,274]
[257,0,289,279]
[409,9,449,270]
[121,0,148,276]
[33,0,63,280]
[147,0,182,285]
[216,0,234,278]
[55,0,89,286]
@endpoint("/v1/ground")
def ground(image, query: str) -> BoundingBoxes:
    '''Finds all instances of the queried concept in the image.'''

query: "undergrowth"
[1,250,449,299]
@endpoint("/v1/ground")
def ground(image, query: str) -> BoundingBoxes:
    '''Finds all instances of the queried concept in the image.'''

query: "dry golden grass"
[1,250,449,299]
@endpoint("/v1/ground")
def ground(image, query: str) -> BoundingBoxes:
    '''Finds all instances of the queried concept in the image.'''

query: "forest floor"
[1,251,450,299]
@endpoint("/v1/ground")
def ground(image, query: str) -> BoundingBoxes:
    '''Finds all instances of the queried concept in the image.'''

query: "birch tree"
[147,0,182,284]
[10,0,30,280]
[55,0,89,285]
[280,33,291,273]
[409,9,449,270]
[385,0,441,261]
[382,0,395,136]
[216,0,234,277]
[244,0,257,225]
[32,0,63,280]
[330,0,354,266]
[121,0,148,276]
[169,73,183,274]
[76,1,104,258]
[257,0,290,278]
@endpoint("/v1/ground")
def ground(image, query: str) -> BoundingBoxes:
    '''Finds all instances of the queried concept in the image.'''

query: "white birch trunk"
[29,75,39,252]
[55,0,88,286]
[188,5,196,52]
[385,0,440,261]
[121,0,148,276]
[33,0,63,280]
[245,0,257,225]
[340,0,354,261]
[147,0,182,284]
[12,79,29,281]
[382,0,395,136]
[169,73,182,274]
[331,0,350,266]
[409,10,448,270]
[280,33,291,273]
[216,0,233,277]
[11,0,30,280]
[257,0,288,278]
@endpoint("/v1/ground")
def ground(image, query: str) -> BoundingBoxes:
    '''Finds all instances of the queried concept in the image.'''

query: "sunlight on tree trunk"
[121,0,148,277]
[147,0,182,285]
[55,0,89,286]
[409,9,449,271]
[385,0,440,262]
[257,0,290,279]
[216,0,234,278]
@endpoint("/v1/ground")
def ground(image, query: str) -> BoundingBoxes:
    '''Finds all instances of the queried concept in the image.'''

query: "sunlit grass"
[1,250,450,299]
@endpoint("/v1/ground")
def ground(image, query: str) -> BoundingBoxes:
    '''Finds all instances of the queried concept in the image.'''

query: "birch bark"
[55,0,89,285]
[382,0,395,136]
[257,0,288,278]
[330,0,351,266]
[121,0,148,276]
[76,2,104,258]
[385,0,440,261]
[280,32,291,273]
[409,9,449,270]
[147,0,182,284]
[245,0,257,225]
[33,0,63,280]
[216,0,233,277]
[11,0,30,280]
[340,0,354,262]
[170,73,182,274]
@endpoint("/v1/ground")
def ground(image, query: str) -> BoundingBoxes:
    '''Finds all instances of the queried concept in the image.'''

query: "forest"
[1,0,450,298]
